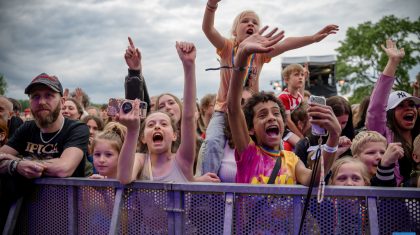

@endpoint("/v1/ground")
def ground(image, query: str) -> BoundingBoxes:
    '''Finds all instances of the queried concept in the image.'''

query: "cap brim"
[387,96,420,110]
[24,82,61,95]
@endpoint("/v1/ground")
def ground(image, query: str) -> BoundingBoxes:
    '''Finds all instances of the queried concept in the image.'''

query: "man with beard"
[0,73,89,231]
[0,73,89,178]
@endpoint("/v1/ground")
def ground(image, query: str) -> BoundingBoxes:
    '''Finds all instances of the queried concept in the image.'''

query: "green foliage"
[0,75,7,95]
[18,99,29,111]
[336,15,420,104]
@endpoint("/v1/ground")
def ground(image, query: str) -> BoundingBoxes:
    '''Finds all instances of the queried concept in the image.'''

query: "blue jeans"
[201,111,226,174]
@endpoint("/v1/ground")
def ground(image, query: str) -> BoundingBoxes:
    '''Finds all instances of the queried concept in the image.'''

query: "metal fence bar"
[2,197,23,235]
[293,195,302,235]
[367,196,379,235]
[108,188,124,235]
[68,186,78,235]
[173,190,184,235]
[166,190,175,235]
[223,192,234,235]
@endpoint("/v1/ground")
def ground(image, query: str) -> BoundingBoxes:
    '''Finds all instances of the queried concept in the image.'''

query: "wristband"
[323,144,338,153]
[232,66,247,72]
[206,2,218,11]
[8,159,21,176]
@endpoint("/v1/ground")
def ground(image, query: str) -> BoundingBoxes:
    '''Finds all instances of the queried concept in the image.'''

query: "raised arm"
[117,99,143,184]
[366,39,405,133]
[296,103,341,186]
[202,0,226,49]
[124,37,151,112]
[266,24,339,58]
[227,26,284,154]
[175,41,197,181]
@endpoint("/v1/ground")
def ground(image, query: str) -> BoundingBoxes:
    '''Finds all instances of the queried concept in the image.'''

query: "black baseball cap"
[24,73,63,96]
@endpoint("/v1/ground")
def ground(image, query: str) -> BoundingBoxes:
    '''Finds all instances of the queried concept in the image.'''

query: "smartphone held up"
[107,98,147,118]
[308,95,328,136]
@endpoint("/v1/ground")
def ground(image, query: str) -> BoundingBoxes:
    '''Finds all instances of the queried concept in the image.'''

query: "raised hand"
[312,24,339,42]
[381,142,404,167]
[307,103,341,138]
[116,99,141,130]
[74,87,84,106]
[336,136,352,156]
[63,88,69,100]
[175,41,196,66]
[381,39,405,62]
[124,37,142,70]
[238,26,285,56]
[207,0,221,7]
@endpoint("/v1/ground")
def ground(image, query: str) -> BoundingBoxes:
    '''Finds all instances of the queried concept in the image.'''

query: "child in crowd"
[201,0,339,175]
[410,134,420,187]
[329,157,370,186]
[89,122,127,179]
[199,93,216,139]
[366,39,420,186]
[227,28,341,185]
[278,64,307,139]
[328,157,370,234]
[284,102,310,151]
[82,115,104,174]
[351,131,404,186]
[117,42,219,184]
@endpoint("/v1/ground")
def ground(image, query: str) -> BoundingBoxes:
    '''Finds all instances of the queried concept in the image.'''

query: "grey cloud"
[0,0,419,103]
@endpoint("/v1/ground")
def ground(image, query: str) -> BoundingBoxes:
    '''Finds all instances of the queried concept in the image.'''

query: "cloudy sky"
[0,0,419,104]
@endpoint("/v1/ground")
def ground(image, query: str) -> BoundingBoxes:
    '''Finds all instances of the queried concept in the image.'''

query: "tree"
[0,75,7,95]
[336,15,420,104]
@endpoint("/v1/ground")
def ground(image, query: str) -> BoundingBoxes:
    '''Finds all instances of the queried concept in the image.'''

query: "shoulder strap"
[267,156,282,184]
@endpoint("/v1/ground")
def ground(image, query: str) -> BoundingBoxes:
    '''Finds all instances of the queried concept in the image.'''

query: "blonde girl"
[89,122,127,179]
[201,0,339,175]
[329,157,370,186]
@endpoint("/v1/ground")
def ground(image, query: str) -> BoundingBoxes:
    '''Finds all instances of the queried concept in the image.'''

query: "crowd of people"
[0,0,419,231]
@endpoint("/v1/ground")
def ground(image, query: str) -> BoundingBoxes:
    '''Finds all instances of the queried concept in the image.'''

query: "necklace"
[39,118,65,144]
[258,145,284,158]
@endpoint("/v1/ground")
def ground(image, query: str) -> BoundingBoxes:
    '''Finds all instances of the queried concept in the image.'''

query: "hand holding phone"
[107,98,147,118]
[308,95,328,136]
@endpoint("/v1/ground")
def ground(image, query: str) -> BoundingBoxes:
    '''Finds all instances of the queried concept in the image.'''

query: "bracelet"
[232,66,247,72]
[322,144,338,153]
[8,159,21,176]
[206,2,218,12]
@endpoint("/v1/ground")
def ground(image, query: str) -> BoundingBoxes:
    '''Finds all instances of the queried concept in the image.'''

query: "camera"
[107,98,147,118]
[308,95,328,136]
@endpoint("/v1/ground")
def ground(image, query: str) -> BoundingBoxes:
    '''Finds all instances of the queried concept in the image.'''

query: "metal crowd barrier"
[3,177,420,235]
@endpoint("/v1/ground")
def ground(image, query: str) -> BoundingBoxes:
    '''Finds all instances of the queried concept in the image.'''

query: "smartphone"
[107,98,148,118]
[308,95,328,136]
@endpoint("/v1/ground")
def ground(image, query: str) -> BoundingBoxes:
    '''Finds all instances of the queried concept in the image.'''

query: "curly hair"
[242,92,286,141]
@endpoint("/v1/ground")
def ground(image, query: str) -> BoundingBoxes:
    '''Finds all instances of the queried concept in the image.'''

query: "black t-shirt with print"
[6,118,89,177]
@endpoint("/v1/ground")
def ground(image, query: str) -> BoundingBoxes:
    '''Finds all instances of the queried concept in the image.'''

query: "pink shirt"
[235,141,299,184]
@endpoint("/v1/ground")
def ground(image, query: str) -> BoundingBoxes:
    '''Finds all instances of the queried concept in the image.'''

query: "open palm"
[240,26,284,55]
